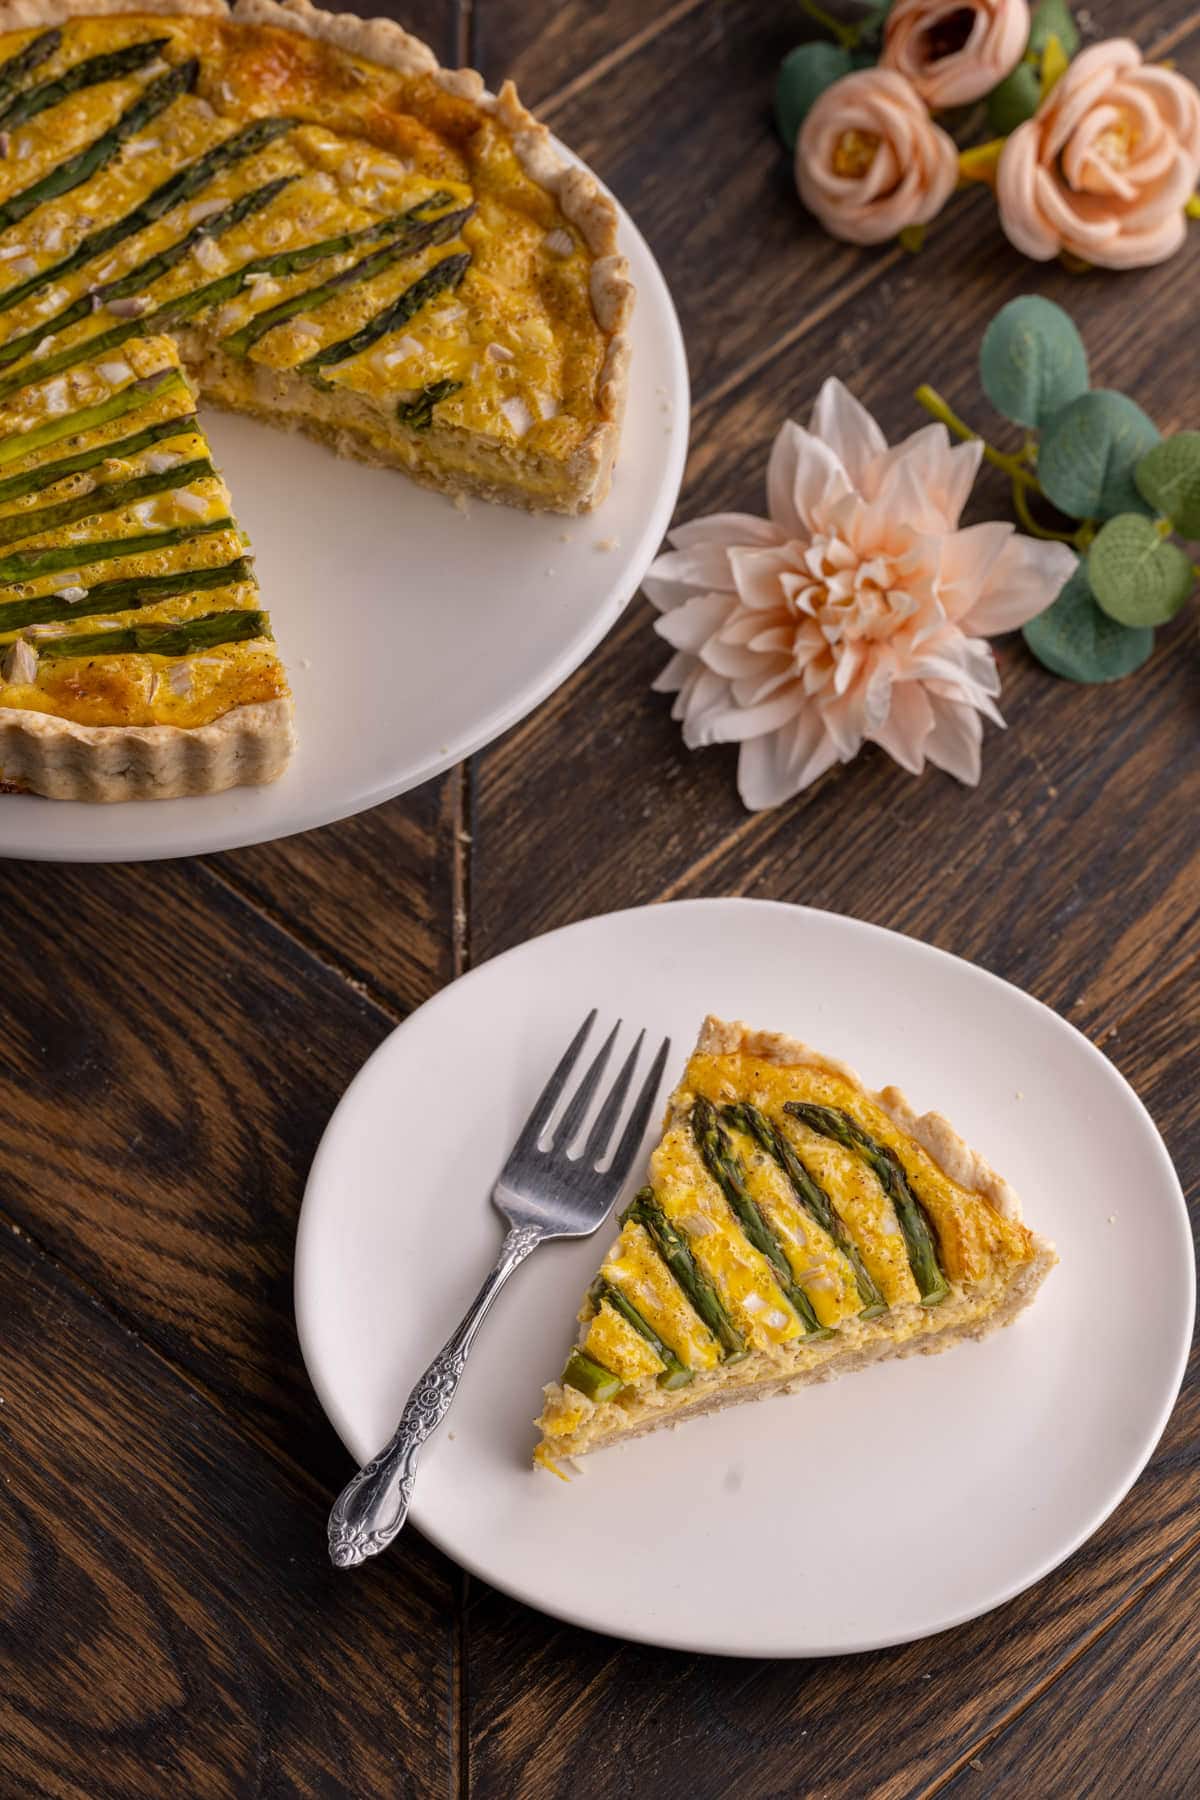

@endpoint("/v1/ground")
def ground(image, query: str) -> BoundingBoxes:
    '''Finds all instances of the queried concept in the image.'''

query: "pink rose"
[997,39,1200,268]
[882,0,1030,107]
[796,69,958,246]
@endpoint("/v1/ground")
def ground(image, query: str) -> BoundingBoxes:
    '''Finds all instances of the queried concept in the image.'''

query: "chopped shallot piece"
[2,638,38,684]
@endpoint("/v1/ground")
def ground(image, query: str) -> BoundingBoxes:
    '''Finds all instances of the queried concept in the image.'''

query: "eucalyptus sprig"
[917,295,1199,683]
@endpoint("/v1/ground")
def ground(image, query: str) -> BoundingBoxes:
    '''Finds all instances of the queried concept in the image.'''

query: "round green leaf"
[986,60,1042,135]
[1135,431,1200,538]
[980,296,1089,428]
[1088,513,1195,625]
[774,43,851,150]
[1038,390,1160,520]
[1028,0,1081,57]
[1023,562,1153,682]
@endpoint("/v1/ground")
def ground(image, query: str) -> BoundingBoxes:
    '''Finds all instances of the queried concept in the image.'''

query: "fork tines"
[511,1010,670,1188]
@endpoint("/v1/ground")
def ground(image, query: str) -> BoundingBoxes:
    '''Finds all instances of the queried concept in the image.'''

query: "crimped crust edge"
[693,1014,1027,1223]
[0,697,296,799]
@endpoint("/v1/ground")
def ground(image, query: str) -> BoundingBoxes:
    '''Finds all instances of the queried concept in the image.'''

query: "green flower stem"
[914,384,1036,485]
[918,383,1097,551]
[1011,475,1076,545]
[791,0,877,50]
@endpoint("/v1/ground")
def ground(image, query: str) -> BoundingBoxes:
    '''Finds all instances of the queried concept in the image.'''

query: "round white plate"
[1,189,688,862]
[296,899,1193,1658]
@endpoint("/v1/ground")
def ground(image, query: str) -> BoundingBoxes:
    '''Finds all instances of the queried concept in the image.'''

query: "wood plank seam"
[197,859,407,1025]
[913,1539,1200,1799]
[455,757,474,979]
[454,0,473,68]
[534,0,711,120]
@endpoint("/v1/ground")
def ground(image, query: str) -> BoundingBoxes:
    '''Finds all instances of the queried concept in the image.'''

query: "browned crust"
[693,1015,1026,1222]
[0,697,295,799]
[0,0,634,797]
[234,0,633,507]
[537,1017,1059,1465]
[549,1247,1056,1459]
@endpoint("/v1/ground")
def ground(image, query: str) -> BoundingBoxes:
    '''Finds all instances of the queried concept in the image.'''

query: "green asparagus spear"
[0,514,232,584]
[0,313,150,402]
[396,379,462,431]
[301,252,470,377]
[691,1097,830,1337]
[0,115,297,316]
[0,31,63,114]
[0,58,199,238]
[0,195,468,401]
[0,455,214,549]
[561,1347,622,1403]
[36,605,270,660]
[620,1187,746,1359]
[0,176,296,372]
[0,554,253,633]
[722,1103,887,1317]
[222,199,472,356]
[784,1104,950,1306]
[0,367,187,465]
[592,1279,694,1389]
[0,38,171,134]
[0,411,196,503]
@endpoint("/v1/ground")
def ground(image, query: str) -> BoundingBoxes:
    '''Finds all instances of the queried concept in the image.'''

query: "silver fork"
[327,1010,671,1569]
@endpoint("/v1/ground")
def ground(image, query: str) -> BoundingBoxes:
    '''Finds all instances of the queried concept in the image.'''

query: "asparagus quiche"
[537,1018,1057,1468]
[0,0,632,800]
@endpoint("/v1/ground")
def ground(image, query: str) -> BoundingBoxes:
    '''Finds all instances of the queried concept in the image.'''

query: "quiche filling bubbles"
[537,1033,1055,1468]
[0,10,618,740]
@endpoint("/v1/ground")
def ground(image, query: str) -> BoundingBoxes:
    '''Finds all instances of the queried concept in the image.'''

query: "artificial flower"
[795,68,959,245]
[647,380,1076,811]
[997,38,1200,268]
[881,0,1030,108]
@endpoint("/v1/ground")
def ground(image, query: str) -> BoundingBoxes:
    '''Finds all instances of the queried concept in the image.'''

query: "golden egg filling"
[0,0,632,800]
[536,1018,1057,1470]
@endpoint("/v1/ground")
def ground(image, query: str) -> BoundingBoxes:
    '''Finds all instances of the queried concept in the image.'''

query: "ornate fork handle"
[328,1222,543,1569]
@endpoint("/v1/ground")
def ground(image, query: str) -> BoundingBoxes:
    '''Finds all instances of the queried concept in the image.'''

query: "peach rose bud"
[997,38,1200,269]
[796,68,959,246]
[881,0,1030,108]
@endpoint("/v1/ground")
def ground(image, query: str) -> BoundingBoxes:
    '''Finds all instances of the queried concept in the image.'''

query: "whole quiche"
[0,0,633,800]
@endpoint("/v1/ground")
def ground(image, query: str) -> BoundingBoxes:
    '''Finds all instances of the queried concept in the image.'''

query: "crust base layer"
[0,698,296,801]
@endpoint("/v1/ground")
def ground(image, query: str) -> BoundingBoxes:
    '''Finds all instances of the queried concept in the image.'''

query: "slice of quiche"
[0,0,632,798]
[0,332,292,796]
[537,1018,1056,1468]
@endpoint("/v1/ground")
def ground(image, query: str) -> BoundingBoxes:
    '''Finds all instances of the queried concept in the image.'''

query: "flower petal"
[767,419,853,535]
[807,377,888,493]
[962,534,1078,635]
[866,677,934,776]
[653,590,733,654]
[923,689,988,786]
[669,512,784,551]
[737,711,840,810]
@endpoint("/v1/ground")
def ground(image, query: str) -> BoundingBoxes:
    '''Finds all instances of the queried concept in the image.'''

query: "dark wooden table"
[3,2,1198,1794]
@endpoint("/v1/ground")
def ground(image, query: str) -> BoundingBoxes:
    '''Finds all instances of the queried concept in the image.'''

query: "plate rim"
[296,897,1195,1657]
[0,185,690,864]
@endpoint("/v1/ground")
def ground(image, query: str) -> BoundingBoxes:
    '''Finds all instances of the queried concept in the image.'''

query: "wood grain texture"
[1,0,1198,1794]
[465,960,1200,1800]
[470,70,1200,1042]
[936,1538,1200,1798]
[206,769,464,1018]
[0,1230,455,1800]
[0,855,399,1480]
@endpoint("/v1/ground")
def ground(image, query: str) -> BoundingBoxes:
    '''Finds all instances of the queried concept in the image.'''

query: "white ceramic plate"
[296,899,1193,1658]
[0,188,688,862]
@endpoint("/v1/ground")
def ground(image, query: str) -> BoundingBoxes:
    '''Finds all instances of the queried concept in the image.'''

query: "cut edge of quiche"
[0,0,633,800]
[536,1016,1058,1471]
